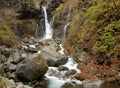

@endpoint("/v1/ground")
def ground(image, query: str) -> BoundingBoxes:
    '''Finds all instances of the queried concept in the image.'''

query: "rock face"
[15,55,48,81]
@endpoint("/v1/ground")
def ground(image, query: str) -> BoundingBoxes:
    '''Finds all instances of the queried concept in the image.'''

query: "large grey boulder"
[41,47,68,66]
[15,54,48,81]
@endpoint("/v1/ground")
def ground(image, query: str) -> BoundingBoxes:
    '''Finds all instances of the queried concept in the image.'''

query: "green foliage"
[55,4,64,13]
[85,5,103,24]
[96,23,119,54]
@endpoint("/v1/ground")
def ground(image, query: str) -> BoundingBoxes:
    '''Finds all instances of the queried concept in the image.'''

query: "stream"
[45,44,82,88]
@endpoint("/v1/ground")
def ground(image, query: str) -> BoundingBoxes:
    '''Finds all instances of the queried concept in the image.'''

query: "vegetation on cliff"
[55,0,120,82]
[0,18,19,47]
[0,0,119,84]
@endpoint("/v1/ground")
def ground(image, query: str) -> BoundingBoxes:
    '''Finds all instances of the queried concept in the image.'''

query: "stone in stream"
[58,65,69,71]
[15,54,48,81]
[65,69,77,76]
[54,58,68,67]
[82,78,103,88]
[41,46,68,66]
[62,82,83,88]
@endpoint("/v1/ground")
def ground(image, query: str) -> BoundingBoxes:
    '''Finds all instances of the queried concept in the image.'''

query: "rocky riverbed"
[0,37,119,88]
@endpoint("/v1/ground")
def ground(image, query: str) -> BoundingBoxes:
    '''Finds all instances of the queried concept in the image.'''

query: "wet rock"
[58,65,69,71]
[54,57,68,67]
[47,59,56,66]
[15,55,48,81]
[82,78,103,88]
[41,46,68,66]
[65,69,77,76]
[62,82,74,88]
[62,82,83,88]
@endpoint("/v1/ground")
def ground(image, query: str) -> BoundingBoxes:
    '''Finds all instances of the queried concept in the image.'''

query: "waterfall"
[63,22,70,38]
[42,6,53,40]
[63,7,71,39]
[34,6,53,40]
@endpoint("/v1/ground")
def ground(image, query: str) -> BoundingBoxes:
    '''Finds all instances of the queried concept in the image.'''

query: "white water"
[35,23,39,38]
[42,7,53,40]
[58,44,64,54]
[45,58,82,88]
[63,22,70,38]
[45,45,82,88]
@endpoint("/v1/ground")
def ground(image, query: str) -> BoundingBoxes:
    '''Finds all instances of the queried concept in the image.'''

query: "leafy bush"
[96,22,120,54]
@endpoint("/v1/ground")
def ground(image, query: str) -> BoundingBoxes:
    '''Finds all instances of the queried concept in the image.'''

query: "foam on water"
[63,58,80,73]
[45,58,82,88]
[58,44,64,55]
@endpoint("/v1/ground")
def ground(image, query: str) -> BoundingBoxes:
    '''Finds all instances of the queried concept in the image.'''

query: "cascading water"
[63,22,70,38]
[35,6,53,40]
[45,45,82,88]
[42,6,53,40]
[63,7,71,39]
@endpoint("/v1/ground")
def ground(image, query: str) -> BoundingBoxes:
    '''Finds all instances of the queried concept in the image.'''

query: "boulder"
[0,53,7,63]
[0,47,13,57]
[41,47,68,66]
[7,52,21,64]
[65,69,77,76]
[58,65,69,71]
[54,58,68,67]
[15,55,48,81]
[62,82,74,88]
[82,78,103,88]
[102,81,120,88]
[62,82,83,88]
[24,47,38,53]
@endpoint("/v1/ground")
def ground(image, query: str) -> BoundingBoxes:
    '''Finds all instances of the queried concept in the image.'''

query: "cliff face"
[0,0,120,59]
[62,0,120,60]
[49,0,120,82]
[0,0,119,83]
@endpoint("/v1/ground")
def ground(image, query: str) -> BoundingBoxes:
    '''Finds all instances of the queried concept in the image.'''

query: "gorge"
[0,0,120,88]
